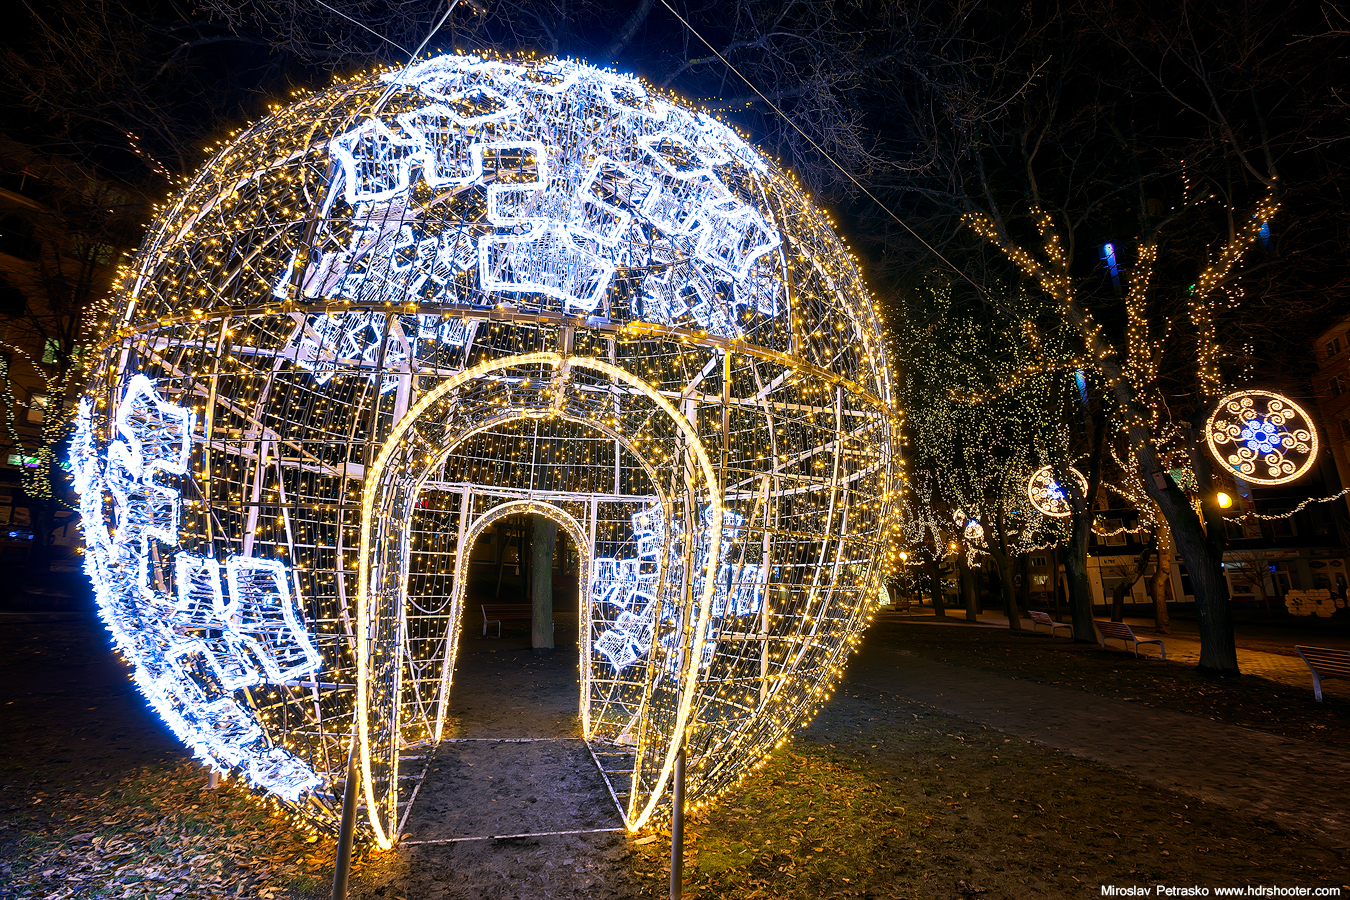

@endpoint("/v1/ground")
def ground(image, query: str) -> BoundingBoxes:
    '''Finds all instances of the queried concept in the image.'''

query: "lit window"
[25,392,47,424]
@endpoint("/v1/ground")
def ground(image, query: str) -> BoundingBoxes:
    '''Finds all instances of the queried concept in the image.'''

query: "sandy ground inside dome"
[335,593,651,900]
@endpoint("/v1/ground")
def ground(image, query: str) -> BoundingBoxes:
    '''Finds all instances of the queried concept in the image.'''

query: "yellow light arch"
[356,352,723,847]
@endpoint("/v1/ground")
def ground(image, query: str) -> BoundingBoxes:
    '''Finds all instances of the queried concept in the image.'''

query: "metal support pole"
[332,736,359,900]
[206,768,220,790]
[669,743,686,900]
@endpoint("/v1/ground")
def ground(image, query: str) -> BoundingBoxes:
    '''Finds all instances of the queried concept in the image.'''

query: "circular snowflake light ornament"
[1206,390,1318,485]
[1027,465,1088,518]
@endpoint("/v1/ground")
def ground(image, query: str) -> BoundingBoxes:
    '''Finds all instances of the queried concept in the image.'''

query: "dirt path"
[855,636,1350,847]
[341,629,645,900]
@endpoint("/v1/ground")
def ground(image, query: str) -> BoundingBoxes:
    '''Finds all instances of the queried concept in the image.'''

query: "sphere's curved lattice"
[1026,466,1087,518]
[1205,390,1318,486]
[71,54,900,845]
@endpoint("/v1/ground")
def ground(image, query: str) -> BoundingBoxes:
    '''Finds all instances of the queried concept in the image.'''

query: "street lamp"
[1217,492,1233,509]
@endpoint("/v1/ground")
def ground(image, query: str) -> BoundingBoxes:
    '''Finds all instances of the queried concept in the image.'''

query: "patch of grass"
[1,761,377,899]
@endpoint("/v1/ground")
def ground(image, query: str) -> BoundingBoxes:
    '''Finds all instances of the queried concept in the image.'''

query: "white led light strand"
[71,378,322,802]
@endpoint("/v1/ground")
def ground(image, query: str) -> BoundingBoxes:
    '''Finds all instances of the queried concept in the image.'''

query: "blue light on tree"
[1102,243,1121,292]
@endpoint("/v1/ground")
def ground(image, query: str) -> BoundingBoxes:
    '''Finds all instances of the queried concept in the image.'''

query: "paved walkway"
[844,626,1350,848]
[894,607,1328,691]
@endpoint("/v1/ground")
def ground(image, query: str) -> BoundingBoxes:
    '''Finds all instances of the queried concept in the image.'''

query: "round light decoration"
[1026,465,1088,518]
[70,55,900,846]
[1205,390,1318,486]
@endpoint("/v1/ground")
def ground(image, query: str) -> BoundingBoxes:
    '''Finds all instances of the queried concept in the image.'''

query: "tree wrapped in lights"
[865,2,1341,673]
[70,55,899,846]
[898,280,1073,628]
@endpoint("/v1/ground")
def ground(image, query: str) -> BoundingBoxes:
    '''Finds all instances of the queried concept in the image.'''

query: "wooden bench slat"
[481,603,533,638]
[1094,621,1165,660]
[1028,610,1072,638]
[1294,646,1350,701]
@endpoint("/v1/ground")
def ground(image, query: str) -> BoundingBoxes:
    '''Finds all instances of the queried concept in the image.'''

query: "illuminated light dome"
[1206,389,1317,486]
[71,54,900,846]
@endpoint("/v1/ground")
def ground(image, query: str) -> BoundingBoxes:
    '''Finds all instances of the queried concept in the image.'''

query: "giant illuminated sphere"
[71,55,899,845]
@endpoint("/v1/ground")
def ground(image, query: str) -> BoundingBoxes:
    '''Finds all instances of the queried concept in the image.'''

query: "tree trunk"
[1065,510,1097,643]
[1051,546,1063,621]
[997,555,1022,630]
[1057,294,1239,672]
[990,507,1023,630]
[1151,533,1173,633]
[1139,468,1236,670]
[958,554,978,622]
[25,494,56,573]
[1061,411,1107,645]
[928,557,945,617]
[1018,553,1032,617]
[1111,537,1157,622]
[531,516,556,653]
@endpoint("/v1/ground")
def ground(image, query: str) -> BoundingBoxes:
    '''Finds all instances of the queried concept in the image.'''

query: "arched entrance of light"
[406,410,674,510]
[356,351,724,848]
[444,498,593,714]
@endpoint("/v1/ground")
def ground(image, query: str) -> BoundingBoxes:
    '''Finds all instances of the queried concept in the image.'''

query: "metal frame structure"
[71,54,900,847]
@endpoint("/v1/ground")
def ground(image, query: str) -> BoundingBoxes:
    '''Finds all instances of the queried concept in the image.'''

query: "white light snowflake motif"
[1240,419,1283,455]
[1026,466,1087,519]
[590,503,762,675]
[1206,391,1318,486]
[276,57,785,384]
[70,377,322,802]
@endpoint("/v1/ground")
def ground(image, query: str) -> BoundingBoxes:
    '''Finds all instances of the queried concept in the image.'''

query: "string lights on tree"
[69,54,900,847]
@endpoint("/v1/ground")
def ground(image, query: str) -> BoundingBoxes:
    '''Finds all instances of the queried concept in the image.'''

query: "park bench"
[1095,621,1166,659]
[1293,646,1350,702]
[481,603,533,638]
[1029,610,1072,638]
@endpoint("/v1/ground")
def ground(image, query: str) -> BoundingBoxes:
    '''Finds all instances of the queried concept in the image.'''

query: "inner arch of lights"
[71,53,900,845]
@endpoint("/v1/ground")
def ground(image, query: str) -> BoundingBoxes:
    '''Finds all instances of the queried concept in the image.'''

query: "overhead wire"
[370,0,463,115]
[654,0,989,301]
[312,0,412,55]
